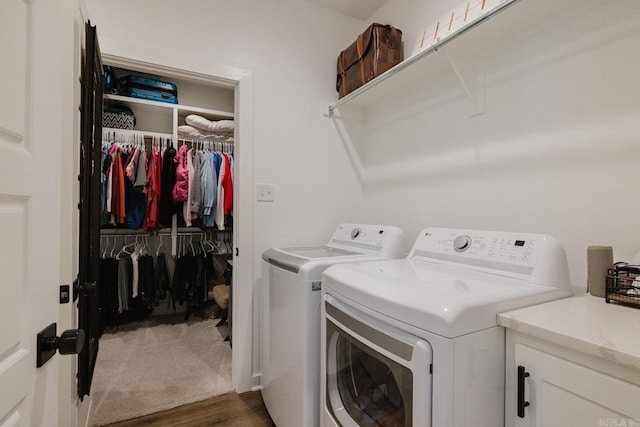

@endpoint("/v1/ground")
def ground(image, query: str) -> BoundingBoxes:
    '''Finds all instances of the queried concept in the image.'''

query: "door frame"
[92,51,256,394]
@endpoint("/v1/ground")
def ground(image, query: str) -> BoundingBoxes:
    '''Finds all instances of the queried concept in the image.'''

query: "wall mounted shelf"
[326,0,599,118]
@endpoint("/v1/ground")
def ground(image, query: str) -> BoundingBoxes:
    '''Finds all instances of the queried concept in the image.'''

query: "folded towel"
[177,125,234,143]
[186,114,234,134]
[177,125,204,137]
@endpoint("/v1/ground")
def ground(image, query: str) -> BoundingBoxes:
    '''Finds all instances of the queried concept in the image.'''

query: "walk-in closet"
[88,59,238,425]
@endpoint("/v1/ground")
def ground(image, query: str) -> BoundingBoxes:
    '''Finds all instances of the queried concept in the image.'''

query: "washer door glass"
[335,332,412,426]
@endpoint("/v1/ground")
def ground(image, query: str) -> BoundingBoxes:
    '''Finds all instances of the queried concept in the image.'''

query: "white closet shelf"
[326,0,599,117]
[104,94,234,120]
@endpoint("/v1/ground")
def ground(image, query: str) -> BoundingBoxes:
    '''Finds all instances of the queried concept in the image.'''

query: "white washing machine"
[321,227,573,427]
[261,224,406,427]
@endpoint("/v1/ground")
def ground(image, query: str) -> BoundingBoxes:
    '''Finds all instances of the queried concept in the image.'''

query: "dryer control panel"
[409,227,571,290]
[328,224,406,258]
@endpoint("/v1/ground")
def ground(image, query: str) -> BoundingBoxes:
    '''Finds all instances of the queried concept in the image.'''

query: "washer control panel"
[328,224,406,258]
[332,224,390,246]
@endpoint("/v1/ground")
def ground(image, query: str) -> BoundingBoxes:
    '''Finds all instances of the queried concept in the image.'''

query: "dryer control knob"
[454,235,472,252]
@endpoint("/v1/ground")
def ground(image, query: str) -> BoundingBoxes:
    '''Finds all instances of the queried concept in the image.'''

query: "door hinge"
[73,277,96,301]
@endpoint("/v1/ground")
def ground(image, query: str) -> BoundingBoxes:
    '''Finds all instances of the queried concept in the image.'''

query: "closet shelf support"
[441,45,485,117]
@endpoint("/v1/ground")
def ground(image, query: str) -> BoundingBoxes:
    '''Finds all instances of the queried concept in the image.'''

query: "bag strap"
[356,33,365,85]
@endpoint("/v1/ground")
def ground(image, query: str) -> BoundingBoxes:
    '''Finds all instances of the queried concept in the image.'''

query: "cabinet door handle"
[517,365,531,418]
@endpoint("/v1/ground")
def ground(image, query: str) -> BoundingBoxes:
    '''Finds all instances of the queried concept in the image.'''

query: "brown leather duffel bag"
[337,23,403,98]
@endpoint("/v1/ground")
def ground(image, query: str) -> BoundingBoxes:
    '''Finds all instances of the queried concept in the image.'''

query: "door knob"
[37,323,85,368]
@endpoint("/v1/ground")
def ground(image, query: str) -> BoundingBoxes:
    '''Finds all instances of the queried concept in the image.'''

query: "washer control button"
[350,228,361,239]
[453,235,472,252]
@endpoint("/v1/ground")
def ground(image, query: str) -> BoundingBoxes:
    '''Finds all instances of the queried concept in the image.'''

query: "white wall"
[85,0,366,391]
[348,0,640,292]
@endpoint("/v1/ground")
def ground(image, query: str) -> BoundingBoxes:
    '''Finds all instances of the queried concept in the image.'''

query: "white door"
[0,1,76,424]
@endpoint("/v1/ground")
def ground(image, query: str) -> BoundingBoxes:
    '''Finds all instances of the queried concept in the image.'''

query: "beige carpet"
[89,314,232,426]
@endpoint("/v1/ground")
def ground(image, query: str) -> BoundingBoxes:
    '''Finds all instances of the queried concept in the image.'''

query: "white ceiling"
[303,0,387,21]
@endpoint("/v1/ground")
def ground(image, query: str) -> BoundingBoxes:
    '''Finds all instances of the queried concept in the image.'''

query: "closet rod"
[103,127,173,139]
[100,232,169,238]
[176,231,205,236]
[101,229,172,236]
[101,228,231,236]
[177,137,234,144]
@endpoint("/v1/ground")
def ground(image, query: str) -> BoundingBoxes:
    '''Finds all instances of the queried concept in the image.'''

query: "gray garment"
[134,150,147,191]
[117,257,130,313]
[190,150,206,215]
[202,152,217,227]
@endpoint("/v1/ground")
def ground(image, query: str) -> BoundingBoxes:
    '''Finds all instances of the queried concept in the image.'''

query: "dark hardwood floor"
[105,391,275,427]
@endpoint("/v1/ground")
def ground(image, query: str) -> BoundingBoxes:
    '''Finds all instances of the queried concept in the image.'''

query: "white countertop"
[498,293,640,371]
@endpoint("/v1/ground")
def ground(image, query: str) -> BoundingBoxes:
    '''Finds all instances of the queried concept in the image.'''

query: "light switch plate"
[257,183,275,202]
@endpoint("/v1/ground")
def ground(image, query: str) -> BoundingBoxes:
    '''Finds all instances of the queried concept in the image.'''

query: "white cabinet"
[505,335,640,427]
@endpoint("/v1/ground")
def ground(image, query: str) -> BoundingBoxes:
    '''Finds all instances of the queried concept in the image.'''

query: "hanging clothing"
[171,249,212,319]
[201,152,217,228]
[184,148,195,226]
[111,148,126,225]
[222,154,233,216]
[190,150,205,217]
[159,144,178,227]
[125,176,146,230]
[138,254,155,308]
[125,147,140,183]
[154,253,170,305]
[102,130,234,232]
[130,250,140,298]
[215,153,227,230]
[117,257,131,313]
[145,148,161,229]
[172,144,189,203]
[101,148,112,225]
[134,150,147,191]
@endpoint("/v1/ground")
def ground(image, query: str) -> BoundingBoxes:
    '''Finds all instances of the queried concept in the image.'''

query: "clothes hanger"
[204,231,216,253]
[189,234,196,255]
[116,236,137,259]
[156,236,166,257]
[101,235,107,259]
[110,236,117,259]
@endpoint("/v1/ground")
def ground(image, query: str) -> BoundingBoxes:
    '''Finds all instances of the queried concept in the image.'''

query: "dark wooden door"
[78,20,104,400]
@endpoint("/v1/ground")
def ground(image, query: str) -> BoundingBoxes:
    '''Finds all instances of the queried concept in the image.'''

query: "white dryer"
[261,224,405,427]
[321,227,573,427]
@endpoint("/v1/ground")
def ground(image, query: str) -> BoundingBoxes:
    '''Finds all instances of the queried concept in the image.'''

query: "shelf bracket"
[441,46,485,117]
[329,107,366,186]
[323,103,335,118]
